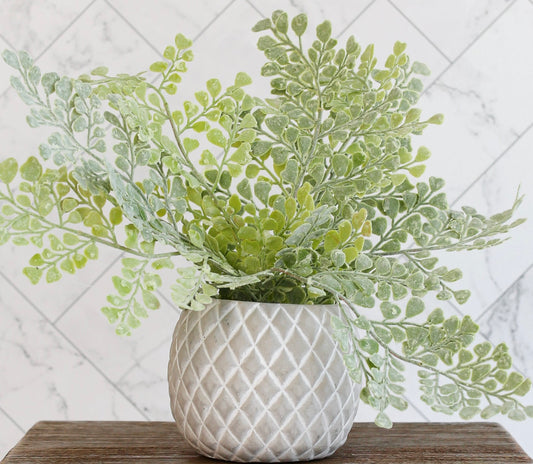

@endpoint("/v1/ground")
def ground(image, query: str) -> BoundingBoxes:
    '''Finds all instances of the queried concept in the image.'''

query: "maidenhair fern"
[1,10,531,427]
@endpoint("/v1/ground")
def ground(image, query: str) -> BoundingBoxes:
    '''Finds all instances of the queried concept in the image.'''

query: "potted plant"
[1,9,532,462]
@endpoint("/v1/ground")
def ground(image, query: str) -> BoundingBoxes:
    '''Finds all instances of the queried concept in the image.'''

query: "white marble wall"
[1,0,533,459]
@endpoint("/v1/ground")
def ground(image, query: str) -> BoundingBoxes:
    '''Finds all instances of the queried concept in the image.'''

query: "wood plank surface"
[2,421,531,463]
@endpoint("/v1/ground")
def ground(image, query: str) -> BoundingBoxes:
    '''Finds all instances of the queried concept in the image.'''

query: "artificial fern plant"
[1,10,531,428]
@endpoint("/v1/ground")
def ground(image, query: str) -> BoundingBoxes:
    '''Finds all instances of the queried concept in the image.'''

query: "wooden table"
[2,421,531,463]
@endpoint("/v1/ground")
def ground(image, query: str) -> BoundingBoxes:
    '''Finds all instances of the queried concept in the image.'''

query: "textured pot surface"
[168,299,360,462]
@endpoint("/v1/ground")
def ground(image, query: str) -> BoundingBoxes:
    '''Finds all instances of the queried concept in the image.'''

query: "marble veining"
[416,0,533,202]
[0,275,146,434]
[389,0,514,60]
[109,0,236,50]
[442,127,533,318]
[116,337,175,420]
[338,0,449,87]
[1,0,533,459]
[479,266,533,377]
[37,0,160,76]
[0,0,93,56]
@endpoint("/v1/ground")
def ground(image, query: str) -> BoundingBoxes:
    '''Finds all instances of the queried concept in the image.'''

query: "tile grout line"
[0,405,25,433]
[106,0,237,59]
[0,270,151,421]
[35,0,98,61]
[335,0,378,39]
[192,0,238,41]
[421,0,518,96]
[0,32,15,51]
[404,396,431,421]
[244,0,267,19]
[1,0,529,427]
[116,336,172,384]
[471,260,533,331]
[1,0,96,97]
[52,252,125,325]
[410,0,530,381]
[103,0,162,57]
[443,260,533,379]
[386,0,452,63]
[450,120,533,207]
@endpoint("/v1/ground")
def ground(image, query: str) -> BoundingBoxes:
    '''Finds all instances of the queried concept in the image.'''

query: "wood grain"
[2,421,531,463]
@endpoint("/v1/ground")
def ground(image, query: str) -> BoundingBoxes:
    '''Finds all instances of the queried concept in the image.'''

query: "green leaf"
[112,276,133,296]
[375,257,391,275]
[393,41,407,56]
[254,181,271,205]
[324,230,341,253]
[235,72,252,87]
[480,404,501,419]
[406,271,424,289]
[142,290,160,310]
[459,406,480,420]
[46,266,62,283]
[237,178,252,200]
[265,115,289,135]
[281,159,299,184]
[412,61,431,76]
[231,143,251,164]
[291,14,308,36]
[332,154,350,176]
[206,78,222,98]
[274,11,288,34]
[508,408,526,421]
[41,72,60,96]
[454,289,471,305]
[375,412,392,429]
[503,372,524,391]
[175,33,192,49]
[381,302,401,320]
[428,113,444,124]
[0,158,18,183]
[84,243,98,260]
[415,146,431,162]
[207,128,226,148]
[408,165,426,178]
[252,18,271,32]
[149,61,168,73]
[23,267,43,284]
[406,297,424,318]
[189,225,205,247]
[55,77,72,100]
[20,156,42,181]
[183,137,200,152]
[2,49,20,69]
[316,20,332,43]
[359,338,379,354]
[513,379,531,397]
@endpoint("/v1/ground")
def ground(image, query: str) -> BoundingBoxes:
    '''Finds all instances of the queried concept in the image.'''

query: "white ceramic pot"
[168,299,360,462]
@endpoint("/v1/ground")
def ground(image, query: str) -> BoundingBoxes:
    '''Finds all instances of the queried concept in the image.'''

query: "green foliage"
[1,11,530,428]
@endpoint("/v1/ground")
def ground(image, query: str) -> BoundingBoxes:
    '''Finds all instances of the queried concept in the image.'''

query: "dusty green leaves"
[102,254,170,335]
[1,11,530,430]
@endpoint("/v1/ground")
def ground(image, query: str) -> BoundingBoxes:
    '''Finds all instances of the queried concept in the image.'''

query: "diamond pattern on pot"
[168,299,360,462]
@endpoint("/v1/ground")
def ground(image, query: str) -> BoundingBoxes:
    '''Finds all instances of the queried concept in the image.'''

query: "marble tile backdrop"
[0,0,532,458]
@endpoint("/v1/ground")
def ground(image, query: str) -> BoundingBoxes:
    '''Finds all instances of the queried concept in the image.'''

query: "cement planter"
[168,299,360,462]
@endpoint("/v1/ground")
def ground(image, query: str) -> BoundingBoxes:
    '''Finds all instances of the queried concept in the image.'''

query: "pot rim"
[210,297,340,310]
